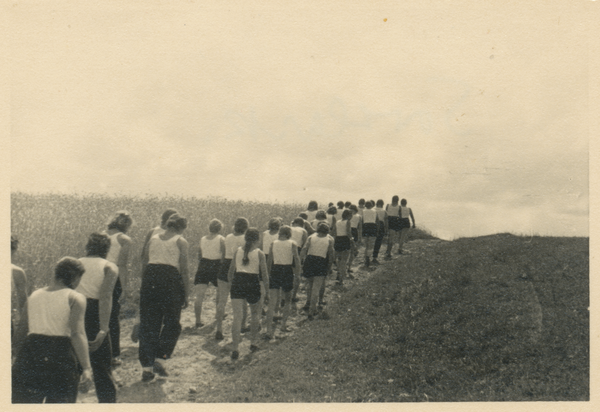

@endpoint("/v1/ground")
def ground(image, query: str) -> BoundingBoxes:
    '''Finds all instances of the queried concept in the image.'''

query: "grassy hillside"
[192,234,588,402]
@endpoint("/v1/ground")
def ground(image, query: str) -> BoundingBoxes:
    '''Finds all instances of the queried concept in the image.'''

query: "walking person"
[334,210,353,285]
[361,201,379,267]
[139,214,190,382]
[397,199,416,254]
[228,228,269,360]
[372,199,388,264]
[12,257,92,403]
[194,219,225,328]
[385,196,402,259]
[290,217,308,303]
[76,233,119,402]
[105,211,133,367]
[300,223,334,319]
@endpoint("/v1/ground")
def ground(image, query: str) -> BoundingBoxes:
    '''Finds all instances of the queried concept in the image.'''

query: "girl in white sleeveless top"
[300,223,334,319]
[265,226,301,336]
[12,257,91,403]
[215,217,249,341]
[397,199,416,254]
[194,219,225,328]
[385,196,402,259]
[334,209,353,285]
[227,228,268,360]
[372,199,389,263]
[361,201,379,266]
[105,211,133,367]
[139,214,190,382]
[326,206,338,237]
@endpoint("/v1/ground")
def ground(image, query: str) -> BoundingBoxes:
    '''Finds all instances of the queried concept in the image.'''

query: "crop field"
[10,192,303,294]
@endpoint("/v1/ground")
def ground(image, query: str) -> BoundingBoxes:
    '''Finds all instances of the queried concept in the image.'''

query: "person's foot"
[153,362,169,377]
[384,254,392,260]
[301,305,309,312]
[195,322,205,328]
[280,325,291,332]
[241,326,250,333]
[250,344,259,352]
[365,257,370,267]
[348,268,354,273]
[215,331,224,341]
[111,357,122,367]
[231,350,239,360]
[262,333,273,341]
[142,370,155,382]
[273,315,283,321]
[372,258,380,265]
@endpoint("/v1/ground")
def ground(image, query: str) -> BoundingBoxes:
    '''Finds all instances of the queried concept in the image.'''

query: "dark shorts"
[399,217,411,229]
[194,258,221,286]
[303,255,328,278]
[218,259,232,283]
[230,272,261,304]
[363,222,377,237]
[269,264,294,292]
[334,236,351,252]
[351,228,359,242]
[388,216,401,231]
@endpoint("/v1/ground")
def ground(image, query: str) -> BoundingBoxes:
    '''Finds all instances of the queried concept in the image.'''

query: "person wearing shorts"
[228,228,268,360]
[372,199,388,263]
[385,196,402,259]
[301,223,334,319]
[334,209,353,285]
[397,199,416,254]
[361,201,379,266]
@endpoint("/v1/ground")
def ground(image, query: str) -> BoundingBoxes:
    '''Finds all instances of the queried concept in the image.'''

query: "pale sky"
[9,1,591,239]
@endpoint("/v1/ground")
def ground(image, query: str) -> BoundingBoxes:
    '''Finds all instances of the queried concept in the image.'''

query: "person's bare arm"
[228,250,238,283]
[292,244,301,277]
[89,262,118,352]
[409,208,416,228]
[300,237,311,261]
[259,250,269,291]
[140,228,154,269]
[12,266,28,315]
[12,299,29,359]
[117,234,132,294]
[220,237,226,263]
[69,292,92,386]
[267,243,274,273]
[178,237,191,307]
[326,239,335,272]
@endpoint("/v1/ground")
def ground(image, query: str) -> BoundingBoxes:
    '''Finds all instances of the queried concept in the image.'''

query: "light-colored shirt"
[28,288,78,337]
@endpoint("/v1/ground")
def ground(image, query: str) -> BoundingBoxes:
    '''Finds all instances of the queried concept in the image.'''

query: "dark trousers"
[139,264,184,367]
[373,222,386,258]
[85,299,116,403]
[109,277,122,358]
[12,334,80,403]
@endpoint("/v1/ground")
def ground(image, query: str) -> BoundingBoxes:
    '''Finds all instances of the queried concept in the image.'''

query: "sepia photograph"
[6,0,594,408]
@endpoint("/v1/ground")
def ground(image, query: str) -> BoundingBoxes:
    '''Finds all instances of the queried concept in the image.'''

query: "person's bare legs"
[336,250,349,284]
[194,284,208,326]
[265,288,278,337]
[309,276,325,317]
[215,281,230,337]
[231,299,243,355]
[398,228,410,253]
[280,290,292,331]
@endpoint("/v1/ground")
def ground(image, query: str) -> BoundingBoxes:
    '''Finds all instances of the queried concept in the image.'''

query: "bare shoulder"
[106,261,119,274]
[119,233,133,245]
[12,265,26,281]
[69,289,87,308]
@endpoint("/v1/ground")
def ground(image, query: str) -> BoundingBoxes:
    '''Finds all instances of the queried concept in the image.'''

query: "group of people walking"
[10,196,415,403]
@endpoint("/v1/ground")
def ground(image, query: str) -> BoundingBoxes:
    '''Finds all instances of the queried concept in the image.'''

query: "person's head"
[392,195,399,204]
[166,213,188,233]
[107,210,133,233]
[55,257,86,289]
[365,200,374,209]
[327,206,337,215]
[307,201,318,212]
[358,198,365,207]
[242,228,260,265]
[344,201,352,208]
[278,225,292,239]
[376,199,384,208]
[316,222,330,235]
[299,212,308,220]
[401,198,408,206]
[161,209,178,227]
[292,217,305,227]
[209,218,223,234]
[328,202,334,208]
[11,235,18,256]
[315,210,327,220]
[85,232,111,258]
[337,201,344,209]
[342,209,353,221]
[349,205,358,214]
[233,217,249,235]
[268,218,281,232]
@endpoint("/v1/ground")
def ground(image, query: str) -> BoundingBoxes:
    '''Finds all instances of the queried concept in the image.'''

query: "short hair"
[209,218,223,234]
[278,225,292,239]
[292,217,305,226]
[376,199,384,207]
[166,214,188,232]
[349,205,358,213]
[307,201,318,211]
[268,218,281,231]
[326,206,337,215]
[55,257,86,289]
[107,210,133,233]
[365,201,374,209]
[315,210,327,220]
[85,232,111,259]
[344,201,352,208]
[316,222,330,235]
[401,198,408,206]
[161,209,178,225]
[342,209,353,220]
[233,217,249,234]
[392,195,399,203]
[11,235,18,252]
[337,201,344,209]
[358,198,365,206]
[299,212,308,220]
[328,202,334,207]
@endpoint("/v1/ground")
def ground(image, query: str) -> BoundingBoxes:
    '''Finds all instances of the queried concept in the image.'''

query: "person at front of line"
[12,257,92,403]
[77,233,119,403]
[228,228,269,360]
[139,213,190,382]
[397,198,416,254]
[104,210,133,367]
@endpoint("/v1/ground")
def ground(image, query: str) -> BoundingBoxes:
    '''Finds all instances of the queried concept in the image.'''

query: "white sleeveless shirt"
[375,207,387,222]
[225,234,246,259]
[200,235,224,260]
[272,239,294,265]
[77,257,110,300]
[350,214,361,229]
[386,204,400,217]
[290,226,306,248]
[262,231,279,255]
[400,206,411,218]
[336,219,350,236]
[105,232,122,265]
[307,234,330,258]
[28,288,77,337]
[362,209,377,224]
[235,247,260,274]
[148,234,181,268]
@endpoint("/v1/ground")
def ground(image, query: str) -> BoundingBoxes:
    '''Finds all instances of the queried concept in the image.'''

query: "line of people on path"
[10,197,415,403]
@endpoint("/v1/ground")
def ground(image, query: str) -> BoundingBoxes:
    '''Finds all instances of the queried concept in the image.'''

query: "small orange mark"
[383,18,387,22]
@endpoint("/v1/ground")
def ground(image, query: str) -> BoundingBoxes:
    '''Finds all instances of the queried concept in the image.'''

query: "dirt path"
[79,239,442,403]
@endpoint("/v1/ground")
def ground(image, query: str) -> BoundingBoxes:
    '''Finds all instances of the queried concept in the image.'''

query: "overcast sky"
[9,1,590,239]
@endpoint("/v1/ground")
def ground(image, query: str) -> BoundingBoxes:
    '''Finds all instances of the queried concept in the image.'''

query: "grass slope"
[194,234,588,402]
